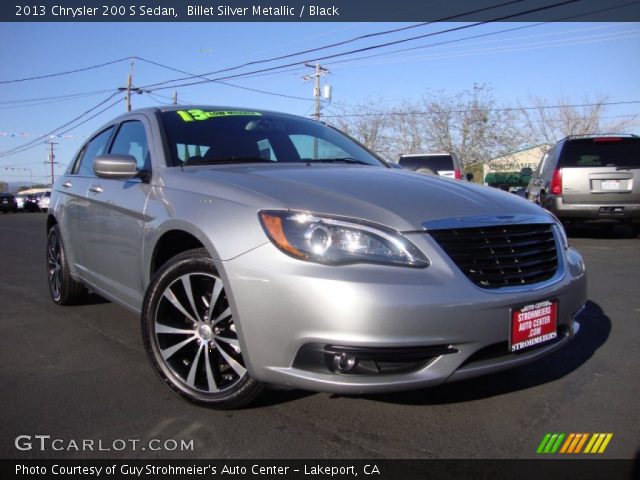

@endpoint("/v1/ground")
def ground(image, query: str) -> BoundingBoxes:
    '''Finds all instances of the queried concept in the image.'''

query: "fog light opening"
[333,353,357,372]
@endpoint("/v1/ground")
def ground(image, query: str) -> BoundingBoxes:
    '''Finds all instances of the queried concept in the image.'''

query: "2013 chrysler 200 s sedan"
[47,107,587,408]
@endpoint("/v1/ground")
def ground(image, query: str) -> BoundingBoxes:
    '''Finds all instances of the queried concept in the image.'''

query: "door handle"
[89,185,103,194]
[62,181,72,188]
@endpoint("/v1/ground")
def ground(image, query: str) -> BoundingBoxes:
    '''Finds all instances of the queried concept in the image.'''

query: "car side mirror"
[466,173,474,181]
[94,154,138,180]
[520,167,533,177]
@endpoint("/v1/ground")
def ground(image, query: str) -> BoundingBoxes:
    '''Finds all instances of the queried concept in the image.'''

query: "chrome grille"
[429,223,558,288]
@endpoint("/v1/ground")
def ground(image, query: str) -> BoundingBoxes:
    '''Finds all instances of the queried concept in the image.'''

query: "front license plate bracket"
[510,300,558,352]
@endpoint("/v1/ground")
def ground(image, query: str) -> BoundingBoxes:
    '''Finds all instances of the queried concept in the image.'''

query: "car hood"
[174,164,549,232]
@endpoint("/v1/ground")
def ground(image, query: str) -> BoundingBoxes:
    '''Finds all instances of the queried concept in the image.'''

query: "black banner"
[3,459,639,480]
[3,0,640,22]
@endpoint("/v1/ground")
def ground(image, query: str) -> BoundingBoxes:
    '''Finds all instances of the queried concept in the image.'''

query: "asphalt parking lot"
[0,213,638,459]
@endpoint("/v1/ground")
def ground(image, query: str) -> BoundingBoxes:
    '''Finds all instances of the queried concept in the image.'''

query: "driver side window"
[110,121,150,171]
[74,127,114,176]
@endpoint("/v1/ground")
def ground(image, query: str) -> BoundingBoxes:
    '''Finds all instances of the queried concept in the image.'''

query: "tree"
[329,84,527,165]
[328,98,395,160]
[0,181,7,193]
[418,84,525,166]
[518,94,640,145]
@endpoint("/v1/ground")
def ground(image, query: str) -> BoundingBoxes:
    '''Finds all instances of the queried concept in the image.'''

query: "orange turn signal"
[259,212,307,258]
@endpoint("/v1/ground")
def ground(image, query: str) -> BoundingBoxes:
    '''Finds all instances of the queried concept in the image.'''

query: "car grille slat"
[429,223,559,288]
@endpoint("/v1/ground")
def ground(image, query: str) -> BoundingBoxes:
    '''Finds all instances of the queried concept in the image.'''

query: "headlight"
[259,210,429,268]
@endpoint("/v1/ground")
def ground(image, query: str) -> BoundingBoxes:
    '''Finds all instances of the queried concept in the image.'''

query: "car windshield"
[560,138,640,168]
[160,109,386,167]
[399,155,454,171]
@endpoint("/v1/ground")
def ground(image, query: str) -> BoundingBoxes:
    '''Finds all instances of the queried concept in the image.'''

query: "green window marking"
[176,109,262,122]
[176,110,194,122]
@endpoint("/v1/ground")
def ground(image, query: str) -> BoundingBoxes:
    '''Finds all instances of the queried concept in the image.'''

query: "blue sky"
[1,21,639,186]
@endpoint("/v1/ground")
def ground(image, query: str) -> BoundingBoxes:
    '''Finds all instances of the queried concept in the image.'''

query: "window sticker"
[176,109,262,122]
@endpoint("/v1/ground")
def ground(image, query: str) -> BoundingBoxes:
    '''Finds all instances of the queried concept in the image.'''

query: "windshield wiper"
[184,157,273,165]
[307,157,371,165]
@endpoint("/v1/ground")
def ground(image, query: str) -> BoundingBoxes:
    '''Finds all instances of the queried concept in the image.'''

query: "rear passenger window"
[76,127,114,176]
[110,121,150,171]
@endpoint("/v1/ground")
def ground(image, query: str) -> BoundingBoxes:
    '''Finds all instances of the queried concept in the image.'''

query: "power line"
[0,57,130,84]
[0,89,116,106]
[140,0,525,91]
[0,92,123,158]
[144,0,579,93]
[0,91,119,112]
[333,29,640,70]
[324,1,640,68]
[321,100,640,118]
[136,57,311,101]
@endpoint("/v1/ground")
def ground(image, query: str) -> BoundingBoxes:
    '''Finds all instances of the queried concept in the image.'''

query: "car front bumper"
[221,233,587,394]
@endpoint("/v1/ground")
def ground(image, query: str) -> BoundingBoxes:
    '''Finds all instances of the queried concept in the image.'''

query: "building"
[482,144,550,187]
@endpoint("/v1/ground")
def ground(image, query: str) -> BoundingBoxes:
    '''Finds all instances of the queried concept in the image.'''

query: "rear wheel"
[141,248,263,408]
[47,225,87,305]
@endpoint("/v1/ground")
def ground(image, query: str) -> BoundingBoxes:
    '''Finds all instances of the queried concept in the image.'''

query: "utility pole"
[172,90,178,105]
[303,63,329,121]
[46,137,58,186]
[119,56,142,112]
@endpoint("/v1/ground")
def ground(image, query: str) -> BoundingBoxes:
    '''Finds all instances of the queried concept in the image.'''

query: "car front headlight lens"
[259,210,429,268]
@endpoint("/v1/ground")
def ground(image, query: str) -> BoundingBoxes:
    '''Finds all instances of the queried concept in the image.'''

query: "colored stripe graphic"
[538,433,613,454]
[537,433,565,454]
[559,433,575,453]
[537,433,552,453]
[574,433,589,453]
[584,433,613,454]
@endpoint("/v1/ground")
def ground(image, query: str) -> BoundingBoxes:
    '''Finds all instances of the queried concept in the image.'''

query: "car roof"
[400,153,453,157]
[561,133,639,142]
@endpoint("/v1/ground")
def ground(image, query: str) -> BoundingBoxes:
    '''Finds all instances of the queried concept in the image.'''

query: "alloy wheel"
[153,272,246,394]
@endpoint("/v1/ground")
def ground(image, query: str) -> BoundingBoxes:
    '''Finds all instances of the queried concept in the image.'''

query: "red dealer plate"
[510,300,558,352]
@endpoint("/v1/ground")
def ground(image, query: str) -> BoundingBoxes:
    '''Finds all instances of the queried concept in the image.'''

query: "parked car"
[398,152,465,180]
[22,194,40,212]
[15,194,25,211]
[37,191,51,212]
[527,134,640,231]
[0,193,18,213]
[47,106,587,408]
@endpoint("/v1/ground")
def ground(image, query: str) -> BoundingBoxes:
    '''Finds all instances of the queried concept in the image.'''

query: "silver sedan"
[47,107,587,408]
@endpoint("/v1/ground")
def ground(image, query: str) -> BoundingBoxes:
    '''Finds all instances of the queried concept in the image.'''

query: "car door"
[57,126,115,276]
[83,118,152,311]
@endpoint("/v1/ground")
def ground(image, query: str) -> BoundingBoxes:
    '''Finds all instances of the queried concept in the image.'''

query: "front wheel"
[141,248,263,408]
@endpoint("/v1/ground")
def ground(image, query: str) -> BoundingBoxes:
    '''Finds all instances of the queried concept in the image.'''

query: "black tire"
[141,248,263,409]
[47,225,87,305]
